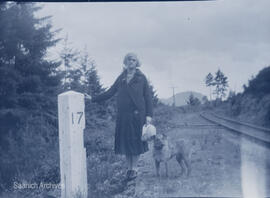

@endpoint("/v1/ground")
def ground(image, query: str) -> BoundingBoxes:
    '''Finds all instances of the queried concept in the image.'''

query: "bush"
[0,111,60,195]
[244,66,270,97]
[186,93,201,106]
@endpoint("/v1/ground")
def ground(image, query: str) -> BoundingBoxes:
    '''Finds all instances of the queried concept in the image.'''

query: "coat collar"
[121,69,143,84]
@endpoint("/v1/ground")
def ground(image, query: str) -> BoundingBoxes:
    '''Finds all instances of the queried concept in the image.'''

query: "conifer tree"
[205,72,214,100]
[0,2,62,113]
[244,66,270,96]
[0,2,62,189]
[80,49,103,96]
[187,93,201,106]
[149,83,159,107]
[213,69,229,100]
[59,35,81,91]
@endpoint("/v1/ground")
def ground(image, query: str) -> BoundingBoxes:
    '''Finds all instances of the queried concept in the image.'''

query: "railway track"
[172,123,221,128]
[200,112,270,148]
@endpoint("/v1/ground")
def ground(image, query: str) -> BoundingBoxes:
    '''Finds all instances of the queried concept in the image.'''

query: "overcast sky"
[38,0,270,99]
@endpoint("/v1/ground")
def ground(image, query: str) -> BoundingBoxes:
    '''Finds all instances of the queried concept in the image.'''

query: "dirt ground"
[130,112,270,198]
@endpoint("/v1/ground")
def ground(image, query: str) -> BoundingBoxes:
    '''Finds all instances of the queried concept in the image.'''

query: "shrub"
[244,66,270,97]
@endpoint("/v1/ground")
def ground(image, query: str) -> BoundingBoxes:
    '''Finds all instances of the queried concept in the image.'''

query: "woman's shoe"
[126,170,132,178]
[127,170,137,181]
[123,170,137,183]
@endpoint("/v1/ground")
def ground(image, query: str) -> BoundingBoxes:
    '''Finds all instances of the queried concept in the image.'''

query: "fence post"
[58,91,88,198]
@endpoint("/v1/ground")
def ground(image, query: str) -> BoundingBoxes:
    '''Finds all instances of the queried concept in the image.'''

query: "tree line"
[204,66,270,101]
[185,69,229,107]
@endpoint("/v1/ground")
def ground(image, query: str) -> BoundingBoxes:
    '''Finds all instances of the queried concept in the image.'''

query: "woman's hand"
[84,93,92,100]
[146,116,152,125]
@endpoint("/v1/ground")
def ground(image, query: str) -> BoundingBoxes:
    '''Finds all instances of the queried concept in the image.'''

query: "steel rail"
[210,112,270,133]
[200,112,270,148]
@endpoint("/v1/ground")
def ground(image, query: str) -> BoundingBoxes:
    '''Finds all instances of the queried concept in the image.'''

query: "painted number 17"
[71,112,84,125]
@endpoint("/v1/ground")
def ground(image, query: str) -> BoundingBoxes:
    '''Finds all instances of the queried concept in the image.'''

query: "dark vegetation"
[205,69,229,101]
[0,3,62,194]
[0,3,159,197]
[186,93,201,107]
[202,66,270,127]
[220,66,270,127]
[184,66,270,128]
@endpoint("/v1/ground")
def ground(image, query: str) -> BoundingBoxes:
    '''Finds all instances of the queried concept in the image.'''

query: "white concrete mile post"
[58,91,88,198]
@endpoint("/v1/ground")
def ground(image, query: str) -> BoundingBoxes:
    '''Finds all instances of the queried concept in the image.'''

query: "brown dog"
[152,134,190,178]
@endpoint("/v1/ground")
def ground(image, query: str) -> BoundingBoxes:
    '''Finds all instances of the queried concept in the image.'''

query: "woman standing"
[85,52,153,181]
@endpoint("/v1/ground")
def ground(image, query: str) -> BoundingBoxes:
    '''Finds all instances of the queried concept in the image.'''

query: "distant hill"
[160,91,206,106]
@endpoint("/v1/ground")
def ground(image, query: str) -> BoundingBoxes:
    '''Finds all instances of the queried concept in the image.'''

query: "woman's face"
[125,55,137,70]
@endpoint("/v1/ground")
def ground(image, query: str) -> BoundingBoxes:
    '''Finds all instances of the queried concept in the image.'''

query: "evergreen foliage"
[186,93,201,106]
[0,3,61,110]
[205,72,214,100]
[204,69,229,100]
[218,66,270,127]
[0,2,62,191]
[81,49,103,96]
[59,35,81,91]
[201,96,208,104]
[79,49,112,125]
[59,40,110,124]
[213,69,229,100]
[149,83,159,107]
[243,66,270,97]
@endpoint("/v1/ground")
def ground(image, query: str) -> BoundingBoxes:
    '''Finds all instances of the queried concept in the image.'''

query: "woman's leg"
[126,154,140,171]
[131,155,139,171]
[124,155,140,180]
[126,155,132,170]
[127,155,139,180]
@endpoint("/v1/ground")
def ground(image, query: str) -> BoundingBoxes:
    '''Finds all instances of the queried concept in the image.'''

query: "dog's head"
[153,133,167,150]
[175,140,185,148]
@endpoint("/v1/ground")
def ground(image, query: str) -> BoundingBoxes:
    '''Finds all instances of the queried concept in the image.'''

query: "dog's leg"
[178,162,184,176]
[180,160,187,177]
[165,162,168,177]
[155,160,160,178]
[186,160,191,177]
[175,154,184,176]
[183,156,191,177]
[181,159,190,177]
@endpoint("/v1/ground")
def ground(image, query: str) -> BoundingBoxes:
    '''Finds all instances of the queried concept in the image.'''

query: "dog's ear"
[176,140,184,147]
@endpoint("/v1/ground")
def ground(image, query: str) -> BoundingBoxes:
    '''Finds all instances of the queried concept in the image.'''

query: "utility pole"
[170,86,177,107]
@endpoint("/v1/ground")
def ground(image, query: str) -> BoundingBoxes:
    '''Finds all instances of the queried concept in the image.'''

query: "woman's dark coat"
[92,69,153,155]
